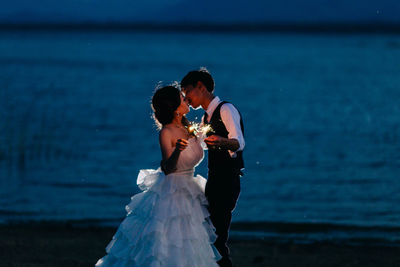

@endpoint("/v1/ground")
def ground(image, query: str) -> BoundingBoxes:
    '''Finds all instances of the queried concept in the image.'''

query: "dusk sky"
[1,0,400,24]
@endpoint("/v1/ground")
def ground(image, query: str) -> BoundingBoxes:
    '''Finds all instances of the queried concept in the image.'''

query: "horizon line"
[1,22,400,34]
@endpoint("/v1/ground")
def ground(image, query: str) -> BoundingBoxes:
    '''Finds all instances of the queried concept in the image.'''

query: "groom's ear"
[197,81,206,92]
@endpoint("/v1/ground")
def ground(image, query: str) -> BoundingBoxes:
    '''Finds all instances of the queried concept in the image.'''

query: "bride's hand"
[175,138,189,151]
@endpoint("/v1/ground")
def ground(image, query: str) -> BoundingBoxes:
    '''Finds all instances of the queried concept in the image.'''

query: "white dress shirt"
[202,96,245,158]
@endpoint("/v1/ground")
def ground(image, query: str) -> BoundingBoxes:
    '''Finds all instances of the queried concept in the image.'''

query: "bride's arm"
[159,128,188,175]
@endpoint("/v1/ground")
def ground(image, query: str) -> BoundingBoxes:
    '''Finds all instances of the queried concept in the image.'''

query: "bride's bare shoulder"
[159,126,172,136]
[159,125,177,143]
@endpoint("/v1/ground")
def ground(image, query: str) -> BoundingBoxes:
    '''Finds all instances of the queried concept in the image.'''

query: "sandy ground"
[1,223,399,267]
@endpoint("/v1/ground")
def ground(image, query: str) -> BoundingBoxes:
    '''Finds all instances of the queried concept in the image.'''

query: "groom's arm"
[204,135,240,151]
[204,103,245,156]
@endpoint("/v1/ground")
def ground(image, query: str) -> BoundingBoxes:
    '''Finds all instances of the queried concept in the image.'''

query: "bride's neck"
[171,116,183,126]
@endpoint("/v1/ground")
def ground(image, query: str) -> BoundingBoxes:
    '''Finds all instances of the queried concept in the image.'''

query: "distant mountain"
[1,0,400,24]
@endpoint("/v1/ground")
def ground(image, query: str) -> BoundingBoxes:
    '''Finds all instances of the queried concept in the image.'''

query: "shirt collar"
[205,96,221,121]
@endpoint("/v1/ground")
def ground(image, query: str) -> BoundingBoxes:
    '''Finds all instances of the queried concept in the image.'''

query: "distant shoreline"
[1,22,400,34]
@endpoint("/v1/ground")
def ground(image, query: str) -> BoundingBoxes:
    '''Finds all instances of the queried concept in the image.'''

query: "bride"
[95,85,220,266]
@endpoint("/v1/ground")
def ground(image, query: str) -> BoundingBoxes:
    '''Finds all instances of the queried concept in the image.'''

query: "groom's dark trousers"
[205,101,244,267]
[205,170,241,267]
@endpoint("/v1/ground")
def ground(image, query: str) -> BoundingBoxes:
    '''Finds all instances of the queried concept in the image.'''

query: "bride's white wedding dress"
[95,137,220,267]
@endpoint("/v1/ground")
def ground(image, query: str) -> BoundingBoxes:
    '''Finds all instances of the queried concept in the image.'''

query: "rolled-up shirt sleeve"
[220,103,245,158]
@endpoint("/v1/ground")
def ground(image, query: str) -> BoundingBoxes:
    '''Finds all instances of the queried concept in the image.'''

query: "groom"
[181,68,245,267]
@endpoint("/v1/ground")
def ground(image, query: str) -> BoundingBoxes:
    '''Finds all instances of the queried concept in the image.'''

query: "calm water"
[1,30,400,243]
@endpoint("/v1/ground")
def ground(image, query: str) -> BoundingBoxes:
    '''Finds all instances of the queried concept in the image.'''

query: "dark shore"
[1,22,400,35]
[1,223,400,267]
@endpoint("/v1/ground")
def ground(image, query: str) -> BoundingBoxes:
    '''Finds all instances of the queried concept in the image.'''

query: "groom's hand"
[205,135,240,151]
[204,135,223,150]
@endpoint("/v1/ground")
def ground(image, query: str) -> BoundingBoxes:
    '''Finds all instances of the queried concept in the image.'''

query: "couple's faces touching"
[181,82,206,110]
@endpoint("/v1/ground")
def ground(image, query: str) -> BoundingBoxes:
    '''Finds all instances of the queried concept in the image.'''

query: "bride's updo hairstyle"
[152,85,189,129]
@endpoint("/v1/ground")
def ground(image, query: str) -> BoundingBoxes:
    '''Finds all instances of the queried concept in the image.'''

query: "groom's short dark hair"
[181,68,215,93]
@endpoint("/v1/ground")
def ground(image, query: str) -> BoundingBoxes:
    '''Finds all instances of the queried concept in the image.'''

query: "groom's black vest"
[206,101,244,173]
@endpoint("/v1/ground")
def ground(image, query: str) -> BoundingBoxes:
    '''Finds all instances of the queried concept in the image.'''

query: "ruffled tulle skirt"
[95,168,220,267]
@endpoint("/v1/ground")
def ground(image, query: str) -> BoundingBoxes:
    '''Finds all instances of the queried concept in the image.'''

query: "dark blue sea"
[1,29,400,245]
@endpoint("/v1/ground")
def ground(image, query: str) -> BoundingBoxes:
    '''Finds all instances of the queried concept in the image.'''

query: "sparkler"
[186,123,214,137]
